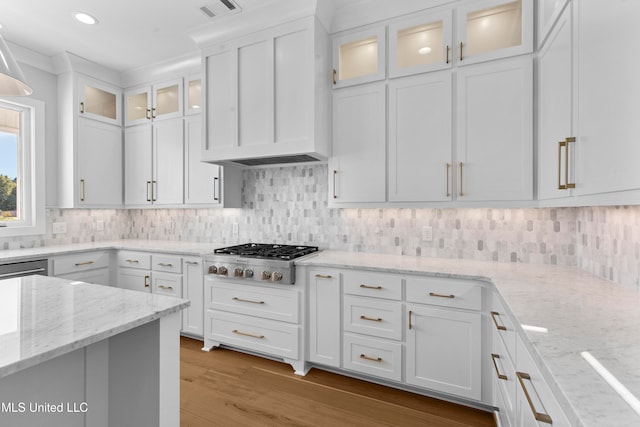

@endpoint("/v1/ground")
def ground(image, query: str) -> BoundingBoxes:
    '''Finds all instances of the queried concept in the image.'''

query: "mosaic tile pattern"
[2,165,639,289]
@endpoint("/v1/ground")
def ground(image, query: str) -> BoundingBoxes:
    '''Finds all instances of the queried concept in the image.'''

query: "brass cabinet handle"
[446,45,450,64]
[152,180,157,202]
[557,140,565,190]
[360,354,382,362]
[459,162,464,196]
[315,274,333,279]
[491,354,508,380]
[144,275,150,288]
[185,261,199,265]
[74,261,95,266]
[146,181,152,202]
[126,259,140,263]
[80,179,86,202]
[409,310,413,330]
[332,170,338,199]
[232,329,265,339]
[516,372,553,424]
[429,292,455,299]
[490,311,507,331]
[213,176,219,201]
[565,137,576,189]
[445,163,451,197]
[232,297,265,305]
[332,69,337,85]
[80,101,85,114]
[158,262,173,267]
[459,41,464,61]
[158,285,174,290]
[146,109,151,120]
[360,315,383,322]
[151,107,157,119]
[360,284,383,290]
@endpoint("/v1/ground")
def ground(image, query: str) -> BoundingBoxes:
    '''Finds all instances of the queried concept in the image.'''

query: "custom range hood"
[189,0,332,167]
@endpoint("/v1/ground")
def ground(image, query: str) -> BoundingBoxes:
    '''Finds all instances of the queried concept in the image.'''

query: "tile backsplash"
[1,164,639,289]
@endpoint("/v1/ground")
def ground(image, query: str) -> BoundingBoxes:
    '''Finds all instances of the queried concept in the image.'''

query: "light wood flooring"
[180,337,496,427]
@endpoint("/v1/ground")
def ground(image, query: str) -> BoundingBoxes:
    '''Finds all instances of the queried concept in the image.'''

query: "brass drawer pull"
[232,297,265,305]
[490,311,507,331]
[126,259,140,263]
[315,274,332,279]
[360,284,383,290]
[360,315,383,322]
[409,310,413,330]
[429,292,455,299]
[75,261,95,266]
[516,372,553,424]
[360,354,382,363]
[144,275,150,288]
[445,45,450,64]
[185,261,199,265]
[232,329,265,339]
[459,41,464,61]
[158,285,174,291]
[491,354,508,381]
[158,262,174,267]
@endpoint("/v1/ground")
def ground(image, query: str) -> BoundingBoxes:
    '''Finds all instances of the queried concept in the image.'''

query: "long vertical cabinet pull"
[213,177,219,201]
[332,69,337,85]
[557,141,565,190]
[146,181,152,202]
[80,102,85,114]
[152,181,157,202]
[446,45,450,64]
[516,372,553,424]
[408,310,413,330]
[565,137,576,189]
[459,162,464,196]
[332,170,338,199]
[557,137,576,190]
[459,42,464,61]
[80,179,86,202]
[445,163,451,197]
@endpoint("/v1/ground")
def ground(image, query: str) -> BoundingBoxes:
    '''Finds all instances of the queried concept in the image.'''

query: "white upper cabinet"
[388,72,452,202]
[77,75,121,126]
[456,0,533,66]
[456,56,533,201]
[184,75,202,116]
[388,10,453,78]
[124,79,184,126]
[332,27,386,88]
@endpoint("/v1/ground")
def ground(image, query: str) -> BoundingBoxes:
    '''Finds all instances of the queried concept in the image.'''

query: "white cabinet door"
[574,0,640,196]
[182,257,204,337]
[56,268,111,287]
[77,75,121,125]
[184,115,220,205]
[238,38,272,147]
[205,48,237,152]
[153,272,183,298]
[124,124,153,205]
[406,304,482,400]
[153,119,184,205]
[332,27,386,88]
[330,83,386,203]
[124,85,152,127]
[76,118,122,206]
[388,72,452,202]
[456,56,533,201]
[308,270,341,368]
[538,5,574,200]
[152,79,183,122]
[185,74,202,116]
[117,268,151,293]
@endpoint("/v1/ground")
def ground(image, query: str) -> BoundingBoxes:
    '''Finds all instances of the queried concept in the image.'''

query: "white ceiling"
[0,0,270,72]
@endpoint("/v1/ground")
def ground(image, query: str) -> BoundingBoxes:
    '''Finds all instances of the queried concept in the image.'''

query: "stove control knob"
[207,265,218,275]
[217,266,228,276]
[272,272,283,282]
[233,267,244,277]
[243,269,254,278]
[261,270,271,281]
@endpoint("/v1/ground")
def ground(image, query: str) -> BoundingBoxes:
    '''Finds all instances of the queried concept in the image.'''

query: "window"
[0,98,44,237]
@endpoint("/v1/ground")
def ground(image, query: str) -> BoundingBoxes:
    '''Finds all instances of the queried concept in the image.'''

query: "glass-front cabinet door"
[185,75,202,115]
[332,27,386,88]
[124,86,151,126]
[153,79,183,121]
[456,0,533,66]
[389,11,453,78]
[77,76,121,126]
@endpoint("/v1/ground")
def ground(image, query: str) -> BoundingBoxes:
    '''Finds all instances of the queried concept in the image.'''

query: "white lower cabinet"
[182,257,204,337]
[308,269,342,368]
[50,251,111,286]
[343,333,402,382]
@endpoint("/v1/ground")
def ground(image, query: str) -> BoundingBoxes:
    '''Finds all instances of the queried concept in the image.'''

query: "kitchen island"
[0,274,188,427]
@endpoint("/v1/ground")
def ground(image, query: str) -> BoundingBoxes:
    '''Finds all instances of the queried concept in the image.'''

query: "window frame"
[0,97,45,238]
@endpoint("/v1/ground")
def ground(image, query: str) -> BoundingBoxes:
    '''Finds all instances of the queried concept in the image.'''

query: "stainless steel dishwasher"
[0,259,48,280]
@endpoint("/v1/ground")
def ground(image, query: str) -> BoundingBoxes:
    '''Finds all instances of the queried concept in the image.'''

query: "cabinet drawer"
[52,251,110,276]
[153,272,182,298]
[152,255,182,273]
[343,295,403,340]
[118,251,151,269]
[343,333,402,382]
[205,280,299,323]
[491,294,517,362]
[406,277,482,311]
[343,270,402,300]
[206,310,299,360]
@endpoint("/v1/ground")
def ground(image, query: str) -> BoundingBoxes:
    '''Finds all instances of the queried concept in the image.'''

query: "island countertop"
[297,250,640,427]
[0,275,189,379]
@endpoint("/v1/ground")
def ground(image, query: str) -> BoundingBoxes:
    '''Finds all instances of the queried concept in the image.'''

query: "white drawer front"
[492,327,516,420]
[343,295,403,340]
[343,270,402,300]
[152,255,183,273]
[52,251,110,276]
[406,277,482,311]
[492,294,516,362]
[207,310,299,360]
[117,251,151,270]
[206,280,299,323]
[153,272,182,298]
[343,333,402,382]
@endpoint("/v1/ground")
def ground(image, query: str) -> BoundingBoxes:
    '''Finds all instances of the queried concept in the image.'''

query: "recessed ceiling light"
[74,12,98,25]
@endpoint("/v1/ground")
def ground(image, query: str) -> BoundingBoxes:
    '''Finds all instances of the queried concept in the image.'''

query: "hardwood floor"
[180,337,496,427]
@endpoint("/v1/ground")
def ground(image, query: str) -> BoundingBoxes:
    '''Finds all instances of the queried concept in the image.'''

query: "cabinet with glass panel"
[124,79,184,126]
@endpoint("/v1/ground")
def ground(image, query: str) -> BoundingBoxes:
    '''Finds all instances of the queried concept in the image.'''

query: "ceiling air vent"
[199,0,241,19]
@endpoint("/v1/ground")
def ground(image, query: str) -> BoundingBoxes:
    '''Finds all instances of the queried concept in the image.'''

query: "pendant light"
[0,34,33,96]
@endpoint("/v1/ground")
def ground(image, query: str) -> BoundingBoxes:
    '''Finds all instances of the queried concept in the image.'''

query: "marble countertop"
[298,251,640,427]
[0,239,221,263]
[0,275,189,380]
